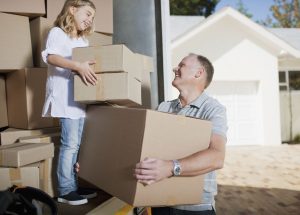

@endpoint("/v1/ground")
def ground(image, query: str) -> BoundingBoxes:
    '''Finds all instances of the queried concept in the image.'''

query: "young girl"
[42,0,97,205]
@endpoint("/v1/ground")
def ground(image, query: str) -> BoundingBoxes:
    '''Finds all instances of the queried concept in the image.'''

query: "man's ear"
[195,68,204,78]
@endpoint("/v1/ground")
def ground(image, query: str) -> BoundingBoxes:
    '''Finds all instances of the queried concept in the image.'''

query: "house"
[169,7,300,146]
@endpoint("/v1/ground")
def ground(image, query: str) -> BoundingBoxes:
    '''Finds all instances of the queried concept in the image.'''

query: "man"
[134,53,227,215]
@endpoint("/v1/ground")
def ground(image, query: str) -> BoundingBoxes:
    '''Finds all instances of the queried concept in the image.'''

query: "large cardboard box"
[0,12,33,71]
[72,45,141,80]
[79,106,212,207]
[0,162,41,190]
[0,127,60,146]
[87,197,151,215]
[46,0,113,34]
[0,142,54,167]
[0,0,45,18]
[6,68,59,129]
[0,76,8,128]
[30,17,52,68]
[74,73,141,106]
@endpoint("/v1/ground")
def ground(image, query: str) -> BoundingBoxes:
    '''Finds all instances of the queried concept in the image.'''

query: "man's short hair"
[190,53,214,88]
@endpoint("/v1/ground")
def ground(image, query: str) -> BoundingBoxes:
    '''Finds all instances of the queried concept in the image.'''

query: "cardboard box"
[87,197,151,215]
[0,12,33,70]
[46,0,113,34]
[87,32,113,47]
[0,142,54,167]
[19,133,61,197]
[135,54,153,109]
[18,132,60,144]
[0,127,60,146]
[30,17,52,67]
[72,45,141,80]
[6,68,59,129]
[0,76,8,128]
[79,106,212,207]
[0,162,40,190]
[74,73,141,106]
[0,0,45,18]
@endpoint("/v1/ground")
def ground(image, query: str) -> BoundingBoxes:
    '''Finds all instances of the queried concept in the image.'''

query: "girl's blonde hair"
[54,0,96,37]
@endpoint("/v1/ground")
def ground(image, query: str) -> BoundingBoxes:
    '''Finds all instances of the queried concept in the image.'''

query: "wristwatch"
[172,160,181,176]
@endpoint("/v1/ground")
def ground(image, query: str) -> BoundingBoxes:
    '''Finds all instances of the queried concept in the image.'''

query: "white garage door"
[206,81,262,146]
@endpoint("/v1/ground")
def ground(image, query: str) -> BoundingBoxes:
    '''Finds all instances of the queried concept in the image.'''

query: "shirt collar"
[175,91,208,109]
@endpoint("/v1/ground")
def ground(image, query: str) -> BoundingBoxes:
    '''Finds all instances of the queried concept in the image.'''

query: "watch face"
[174,166,181,175]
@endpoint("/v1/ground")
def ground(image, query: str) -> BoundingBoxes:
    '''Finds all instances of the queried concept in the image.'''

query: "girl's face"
[71,5,95,31]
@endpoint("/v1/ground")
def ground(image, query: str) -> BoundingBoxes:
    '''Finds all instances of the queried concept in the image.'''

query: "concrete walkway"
[216,144,300,215]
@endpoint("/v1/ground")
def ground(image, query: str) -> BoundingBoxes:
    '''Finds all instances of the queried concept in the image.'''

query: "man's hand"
[76,60,98,86]
[134,158,173,186]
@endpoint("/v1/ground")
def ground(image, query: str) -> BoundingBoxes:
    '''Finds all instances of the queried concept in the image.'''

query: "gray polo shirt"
[157,92,228,211]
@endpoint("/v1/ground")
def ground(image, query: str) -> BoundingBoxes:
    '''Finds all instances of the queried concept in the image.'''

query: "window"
[279,71,288,91]
[289,71,300,90]
[279,70,300,91]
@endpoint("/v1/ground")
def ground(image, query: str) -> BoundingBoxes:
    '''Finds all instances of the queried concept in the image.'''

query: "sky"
[215,0,275,22]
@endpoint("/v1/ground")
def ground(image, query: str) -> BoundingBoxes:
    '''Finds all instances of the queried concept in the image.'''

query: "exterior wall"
[170,17,281,145]
[280,91,300,142]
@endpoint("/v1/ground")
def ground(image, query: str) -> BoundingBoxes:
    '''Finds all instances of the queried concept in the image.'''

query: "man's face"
[172,55,201,89]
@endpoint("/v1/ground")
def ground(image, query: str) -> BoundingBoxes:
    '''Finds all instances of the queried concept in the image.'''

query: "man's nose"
[173,67,179,73]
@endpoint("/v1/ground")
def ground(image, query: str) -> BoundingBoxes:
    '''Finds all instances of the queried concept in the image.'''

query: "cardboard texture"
[30,17,52,67]
[79,106,212,207]
[72,45,141,80]
[0,0,45,17]
[87,32,113,47]
[0,142,54,167]
[0,76,8,128]
[0,163,40,190]
[19,133,61,197]
[74,73,141,106]
[0,127,60,146]
[46,0,113,34]
[6,68,59,129]
[87,197,151,215]
[0,12,33,71]
[135,54,153,109]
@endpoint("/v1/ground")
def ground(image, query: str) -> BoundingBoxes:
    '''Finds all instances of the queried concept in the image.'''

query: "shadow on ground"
[216,184,300,215]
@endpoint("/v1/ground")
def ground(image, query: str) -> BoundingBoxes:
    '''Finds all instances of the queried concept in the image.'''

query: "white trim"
[172,7,300,58]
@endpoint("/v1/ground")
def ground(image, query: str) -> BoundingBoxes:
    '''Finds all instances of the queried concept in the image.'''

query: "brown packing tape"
[96,74,104,100]
[9,168,21,181]
[94,47,102,72]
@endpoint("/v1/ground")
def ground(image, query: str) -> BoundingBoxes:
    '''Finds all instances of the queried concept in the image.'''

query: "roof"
[267,28,300,51]
[170,7,300,58]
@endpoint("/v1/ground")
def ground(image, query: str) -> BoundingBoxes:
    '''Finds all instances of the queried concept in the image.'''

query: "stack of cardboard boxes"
[0,0,115,198]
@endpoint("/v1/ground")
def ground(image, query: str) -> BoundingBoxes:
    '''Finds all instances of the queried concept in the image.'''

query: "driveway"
[216,144,300,215]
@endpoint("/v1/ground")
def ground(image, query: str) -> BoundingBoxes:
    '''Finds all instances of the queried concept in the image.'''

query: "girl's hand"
[77,60,98,86]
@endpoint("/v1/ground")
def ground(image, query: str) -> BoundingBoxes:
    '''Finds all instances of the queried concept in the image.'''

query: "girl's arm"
[47,54,98,86]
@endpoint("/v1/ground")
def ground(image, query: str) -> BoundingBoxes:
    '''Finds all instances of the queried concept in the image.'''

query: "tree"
[170,0,220,17]
[260,0,300,27]
[236,0,253,18]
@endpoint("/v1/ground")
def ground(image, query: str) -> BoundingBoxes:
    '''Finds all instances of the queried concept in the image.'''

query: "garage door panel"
[207,81,261,146]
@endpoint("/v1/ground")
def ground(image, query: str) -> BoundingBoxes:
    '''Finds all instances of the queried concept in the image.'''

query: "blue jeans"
[57,118,85,196]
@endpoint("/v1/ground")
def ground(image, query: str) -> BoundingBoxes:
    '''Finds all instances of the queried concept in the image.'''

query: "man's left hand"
[134,158,173,186]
